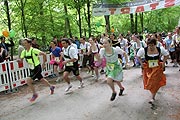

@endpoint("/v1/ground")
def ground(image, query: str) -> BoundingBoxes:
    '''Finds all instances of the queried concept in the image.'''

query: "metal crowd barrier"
[0,54,53,93]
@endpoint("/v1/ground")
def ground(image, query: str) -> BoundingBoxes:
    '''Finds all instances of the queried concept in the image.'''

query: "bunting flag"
[92,0,180,16]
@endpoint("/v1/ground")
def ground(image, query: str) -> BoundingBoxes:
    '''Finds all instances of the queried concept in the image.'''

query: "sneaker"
[30,94,38,102]
[148,99,155,104]
[110,92,117,101]
[78,82,84,89]
[94,75,99,81]
[65,84,72,92]
[100,69,105,74]
[119,88,124,96]
[56,77,61,82]
[50,86,55,95]
[173,64,178,67]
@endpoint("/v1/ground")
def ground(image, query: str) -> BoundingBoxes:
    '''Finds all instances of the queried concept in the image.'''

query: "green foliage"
[0,0,179,48]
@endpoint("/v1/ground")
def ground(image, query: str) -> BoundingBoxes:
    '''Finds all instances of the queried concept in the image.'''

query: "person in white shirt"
[61,38,84,92]
[137,38,169,105]
[80,37,92,72]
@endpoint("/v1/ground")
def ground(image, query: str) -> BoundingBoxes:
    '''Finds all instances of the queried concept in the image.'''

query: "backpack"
[24,48,38,64]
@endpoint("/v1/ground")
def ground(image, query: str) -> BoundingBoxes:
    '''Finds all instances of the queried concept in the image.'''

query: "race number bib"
[148,60,159,68]
[94,56,97,61]
[66,62,73,66]
[55,57,60,63]
[82,49,86,53]
[107,63,115,71]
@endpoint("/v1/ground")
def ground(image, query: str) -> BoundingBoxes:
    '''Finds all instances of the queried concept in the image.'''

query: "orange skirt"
[142,62,166,94]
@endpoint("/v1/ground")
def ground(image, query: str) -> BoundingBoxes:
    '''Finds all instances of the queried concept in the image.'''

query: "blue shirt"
[50,47,61,57]
[165,38,175,52]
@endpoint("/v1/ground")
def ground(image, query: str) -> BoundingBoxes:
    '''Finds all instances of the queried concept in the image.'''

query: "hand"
[60,52,64,56]
[62,61,67,65]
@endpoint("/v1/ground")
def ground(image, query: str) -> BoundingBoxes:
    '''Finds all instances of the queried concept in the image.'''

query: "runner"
[137,38,169,104]
[19,38,55,102]
[88,37,103,81]
[61,38,84,92]
[99,38,128,101]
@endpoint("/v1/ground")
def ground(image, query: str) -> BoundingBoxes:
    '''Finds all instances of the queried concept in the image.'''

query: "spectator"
[0,45,6,63]
[0,36,14,60]
[31,37,39,49]
[18,39,25,59]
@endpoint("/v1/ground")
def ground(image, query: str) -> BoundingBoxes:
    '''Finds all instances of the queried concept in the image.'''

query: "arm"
[160,47,169,67]
[136,48,145,67]
[39,51,47,65]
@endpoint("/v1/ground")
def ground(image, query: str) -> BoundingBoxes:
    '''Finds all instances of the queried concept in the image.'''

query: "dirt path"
[0,64,180,120]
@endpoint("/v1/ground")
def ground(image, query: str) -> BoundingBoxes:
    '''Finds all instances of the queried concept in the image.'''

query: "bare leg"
[63,71,70,84]
[40,78,51,87]
[115,81,124,89]
[54,65,59,76]
[76,75,83,82]
[107,78,116,93]
[94,67,99,78]
[27,77,36,94]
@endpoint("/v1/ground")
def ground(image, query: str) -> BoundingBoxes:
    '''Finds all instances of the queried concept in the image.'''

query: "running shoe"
[50,86,55,95]
[65,84,72,92]
[78,82,84,89]
[119,88,124,96]
[100,69,105,74]
[110,92,116,101]
[30,94,38,102]
[56,77,61,83]
[148,99,155,104]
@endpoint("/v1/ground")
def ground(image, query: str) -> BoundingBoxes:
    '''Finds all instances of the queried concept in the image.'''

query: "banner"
[92,0,180,16]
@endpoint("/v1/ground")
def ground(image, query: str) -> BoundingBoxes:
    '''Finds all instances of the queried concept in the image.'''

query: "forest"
[0,0,180,48]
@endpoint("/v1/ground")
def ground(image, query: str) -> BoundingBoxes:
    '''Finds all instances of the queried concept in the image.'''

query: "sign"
[93,0,180,16]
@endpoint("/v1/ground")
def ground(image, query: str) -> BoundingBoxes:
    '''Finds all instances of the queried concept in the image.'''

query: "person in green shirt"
[19,38,55,102]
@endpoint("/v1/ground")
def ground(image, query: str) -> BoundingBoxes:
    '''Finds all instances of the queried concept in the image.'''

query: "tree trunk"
[20,0,27,37]
[4,0,13,60]
[139,12,143,33]
[48,0,54,32]
[130,14,134,33]
[135,13,138,34]
[87,0,91,37]
[64,4,72,38]
[77,0,82,38]
[104,15,110,34]
[39,2,46,44]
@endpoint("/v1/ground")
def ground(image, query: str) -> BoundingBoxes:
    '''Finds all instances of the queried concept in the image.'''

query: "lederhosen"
[64,46,79,76]
[82,43,92,68]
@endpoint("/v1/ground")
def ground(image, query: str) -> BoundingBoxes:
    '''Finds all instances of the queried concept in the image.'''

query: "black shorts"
[64,61,79,76]
[29,64,43,80]
[169,51,176,60]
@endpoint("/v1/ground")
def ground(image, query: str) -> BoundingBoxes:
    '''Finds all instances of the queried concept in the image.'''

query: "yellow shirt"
[20,47,41,67]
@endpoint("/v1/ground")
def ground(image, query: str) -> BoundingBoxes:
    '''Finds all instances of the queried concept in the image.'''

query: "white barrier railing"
[0,54,54,93]
[0,53,84,93]
[0,62,11,92]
